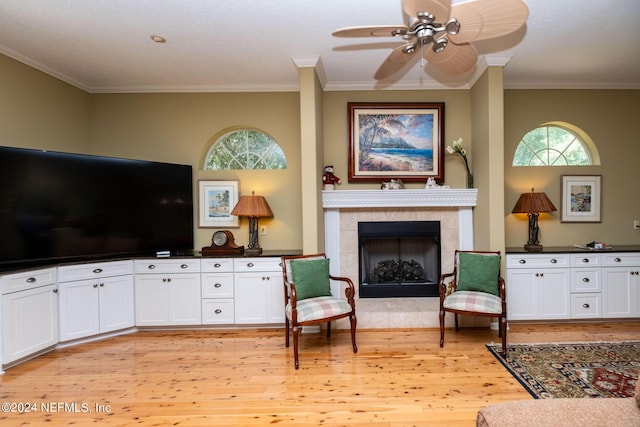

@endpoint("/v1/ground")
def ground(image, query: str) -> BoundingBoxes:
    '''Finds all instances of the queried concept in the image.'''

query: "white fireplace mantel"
[322,188,478,209]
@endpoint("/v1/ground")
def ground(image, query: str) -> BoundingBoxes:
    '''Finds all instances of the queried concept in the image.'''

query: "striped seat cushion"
[443,290,502,314]
[287,296,353,322]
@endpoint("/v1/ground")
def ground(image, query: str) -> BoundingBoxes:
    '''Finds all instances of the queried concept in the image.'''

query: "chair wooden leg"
[454,313,459,331]
[501,316,508,356]
[292,325,300,369]
[439,309,445,348]
[350,314,358,353]
[285,318,290,348]
[326,321,331,338]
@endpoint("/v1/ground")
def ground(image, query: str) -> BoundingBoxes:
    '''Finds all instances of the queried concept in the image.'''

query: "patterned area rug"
[487,341,640,399]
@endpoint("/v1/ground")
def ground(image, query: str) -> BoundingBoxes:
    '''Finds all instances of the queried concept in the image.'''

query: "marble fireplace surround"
[323,189,478,329]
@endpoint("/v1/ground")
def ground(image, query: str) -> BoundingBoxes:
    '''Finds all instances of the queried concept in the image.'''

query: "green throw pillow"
[457,252,501,296]
[290,258,332,300]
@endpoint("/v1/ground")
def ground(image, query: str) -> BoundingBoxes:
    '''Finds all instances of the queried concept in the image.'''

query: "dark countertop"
[506,246,640,254]
[198,249,303,258]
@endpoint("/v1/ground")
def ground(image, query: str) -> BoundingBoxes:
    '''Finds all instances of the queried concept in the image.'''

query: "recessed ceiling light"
[150,35,166,43]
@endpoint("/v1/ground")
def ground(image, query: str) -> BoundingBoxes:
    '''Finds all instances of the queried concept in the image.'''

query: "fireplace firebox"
[358,221,441,298]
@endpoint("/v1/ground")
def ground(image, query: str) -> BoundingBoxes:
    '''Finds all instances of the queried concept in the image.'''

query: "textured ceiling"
[0,0,639,93]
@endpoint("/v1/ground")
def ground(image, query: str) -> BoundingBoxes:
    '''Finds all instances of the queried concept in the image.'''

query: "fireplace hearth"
[358,221,440,298]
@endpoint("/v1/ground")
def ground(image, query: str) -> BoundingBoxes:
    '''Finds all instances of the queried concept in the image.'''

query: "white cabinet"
[1,268,59,366]
[602,253,640,318]
[201,258,235,325]
[506,254,571,320]
[134,259,202,326]
[58,260,134,342]
[234,258,285,324]
[507,251,640,321]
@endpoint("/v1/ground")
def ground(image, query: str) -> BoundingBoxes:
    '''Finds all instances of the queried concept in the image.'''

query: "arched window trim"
[512,121,600,166]
[203,127,287,170]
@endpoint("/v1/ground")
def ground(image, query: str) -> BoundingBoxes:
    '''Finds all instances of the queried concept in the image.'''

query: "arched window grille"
[512,122,599,166]
[204,129,287,170]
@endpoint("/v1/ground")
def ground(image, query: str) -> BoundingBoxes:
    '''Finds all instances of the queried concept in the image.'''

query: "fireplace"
[322,189,477,329]
[358,221,440,298]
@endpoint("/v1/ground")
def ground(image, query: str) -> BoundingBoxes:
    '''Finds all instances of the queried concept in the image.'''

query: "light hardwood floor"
[1,322,638,426]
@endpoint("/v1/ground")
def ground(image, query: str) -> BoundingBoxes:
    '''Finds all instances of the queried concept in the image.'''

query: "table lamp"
[512,188,557,252]
[231,191,273,256]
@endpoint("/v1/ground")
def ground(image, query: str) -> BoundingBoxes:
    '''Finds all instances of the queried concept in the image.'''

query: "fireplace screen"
[358,221,440,298]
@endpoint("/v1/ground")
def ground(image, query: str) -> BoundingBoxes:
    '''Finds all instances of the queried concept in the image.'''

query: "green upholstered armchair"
[281,254,357,369]
[439,250,507,355]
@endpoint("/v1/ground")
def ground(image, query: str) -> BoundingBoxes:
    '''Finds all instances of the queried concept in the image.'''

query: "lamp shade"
[512,188,557,214]
[230,191,273,218]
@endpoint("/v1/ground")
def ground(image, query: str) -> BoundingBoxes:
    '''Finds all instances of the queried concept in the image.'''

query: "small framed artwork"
[560,175,602,222]
[198,180,239,228]
[348,102,445,183]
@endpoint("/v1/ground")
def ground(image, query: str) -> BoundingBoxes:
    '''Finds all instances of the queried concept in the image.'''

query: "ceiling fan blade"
[332,25,409,38]
[374,44,417,80]
[448,0,529,44]
[425,42,478,74]
[403,0,452,21]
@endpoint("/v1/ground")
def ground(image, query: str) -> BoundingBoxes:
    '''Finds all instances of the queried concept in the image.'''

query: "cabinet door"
[266,273,285,324]
[2,284,59,364]
[537,269,571,319]
[234,272,269,324]
[506,269,538,320]
[99,275,135,333]
[168,274,202,325]
[507,268,570,320]
[135,275,170,326]
[602,267,640,318]
[234,272,285,324]
[58,279,100,342]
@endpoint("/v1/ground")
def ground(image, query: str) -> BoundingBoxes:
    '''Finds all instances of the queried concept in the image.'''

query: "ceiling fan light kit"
[332,0,529,79]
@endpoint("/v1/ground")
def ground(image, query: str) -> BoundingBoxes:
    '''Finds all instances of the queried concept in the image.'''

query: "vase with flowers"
[446,137,473,188]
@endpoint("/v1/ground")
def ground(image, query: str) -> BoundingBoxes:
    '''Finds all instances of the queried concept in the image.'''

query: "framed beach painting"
[560,175,602,222]
[198,180,239,228]
[348,102,445,183]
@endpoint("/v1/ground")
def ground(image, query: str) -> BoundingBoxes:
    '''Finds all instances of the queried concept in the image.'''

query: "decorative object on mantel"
[230,191,273,256]
[512,188,557,252]
[381,178,404,190]
[446,137,473,188]
[425,177,450,189]
[322,165,342,190]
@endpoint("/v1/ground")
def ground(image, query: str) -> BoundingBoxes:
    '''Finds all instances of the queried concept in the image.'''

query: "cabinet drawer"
[234,257,282,272]
[570,268,601,292]
[506,254,569,268]
[201,273,234,298]
[135,259,201,274]
[201,258,234,273]
[202,300,235,324]
[570,253,601,267]
[1,267,57,294]
[602,253,640,267]
[571,293,602,319]
[58,260,133,282]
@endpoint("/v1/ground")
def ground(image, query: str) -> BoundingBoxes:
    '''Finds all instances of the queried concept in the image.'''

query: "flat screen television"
[0,146,194,271]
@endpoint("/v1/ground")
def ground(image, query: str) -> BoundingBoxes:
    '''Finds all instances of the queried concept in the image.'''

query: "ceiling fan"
[332,0,529,79]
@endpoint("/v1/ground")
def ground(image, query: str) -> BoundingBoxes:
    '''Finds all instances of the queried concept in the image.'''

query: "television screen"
[0,146,194,270]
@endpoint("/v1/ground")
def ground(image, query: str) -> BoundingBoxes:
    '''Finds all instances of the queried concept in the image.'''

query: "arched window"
[512,122,599,166]
[204,128,287,170]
